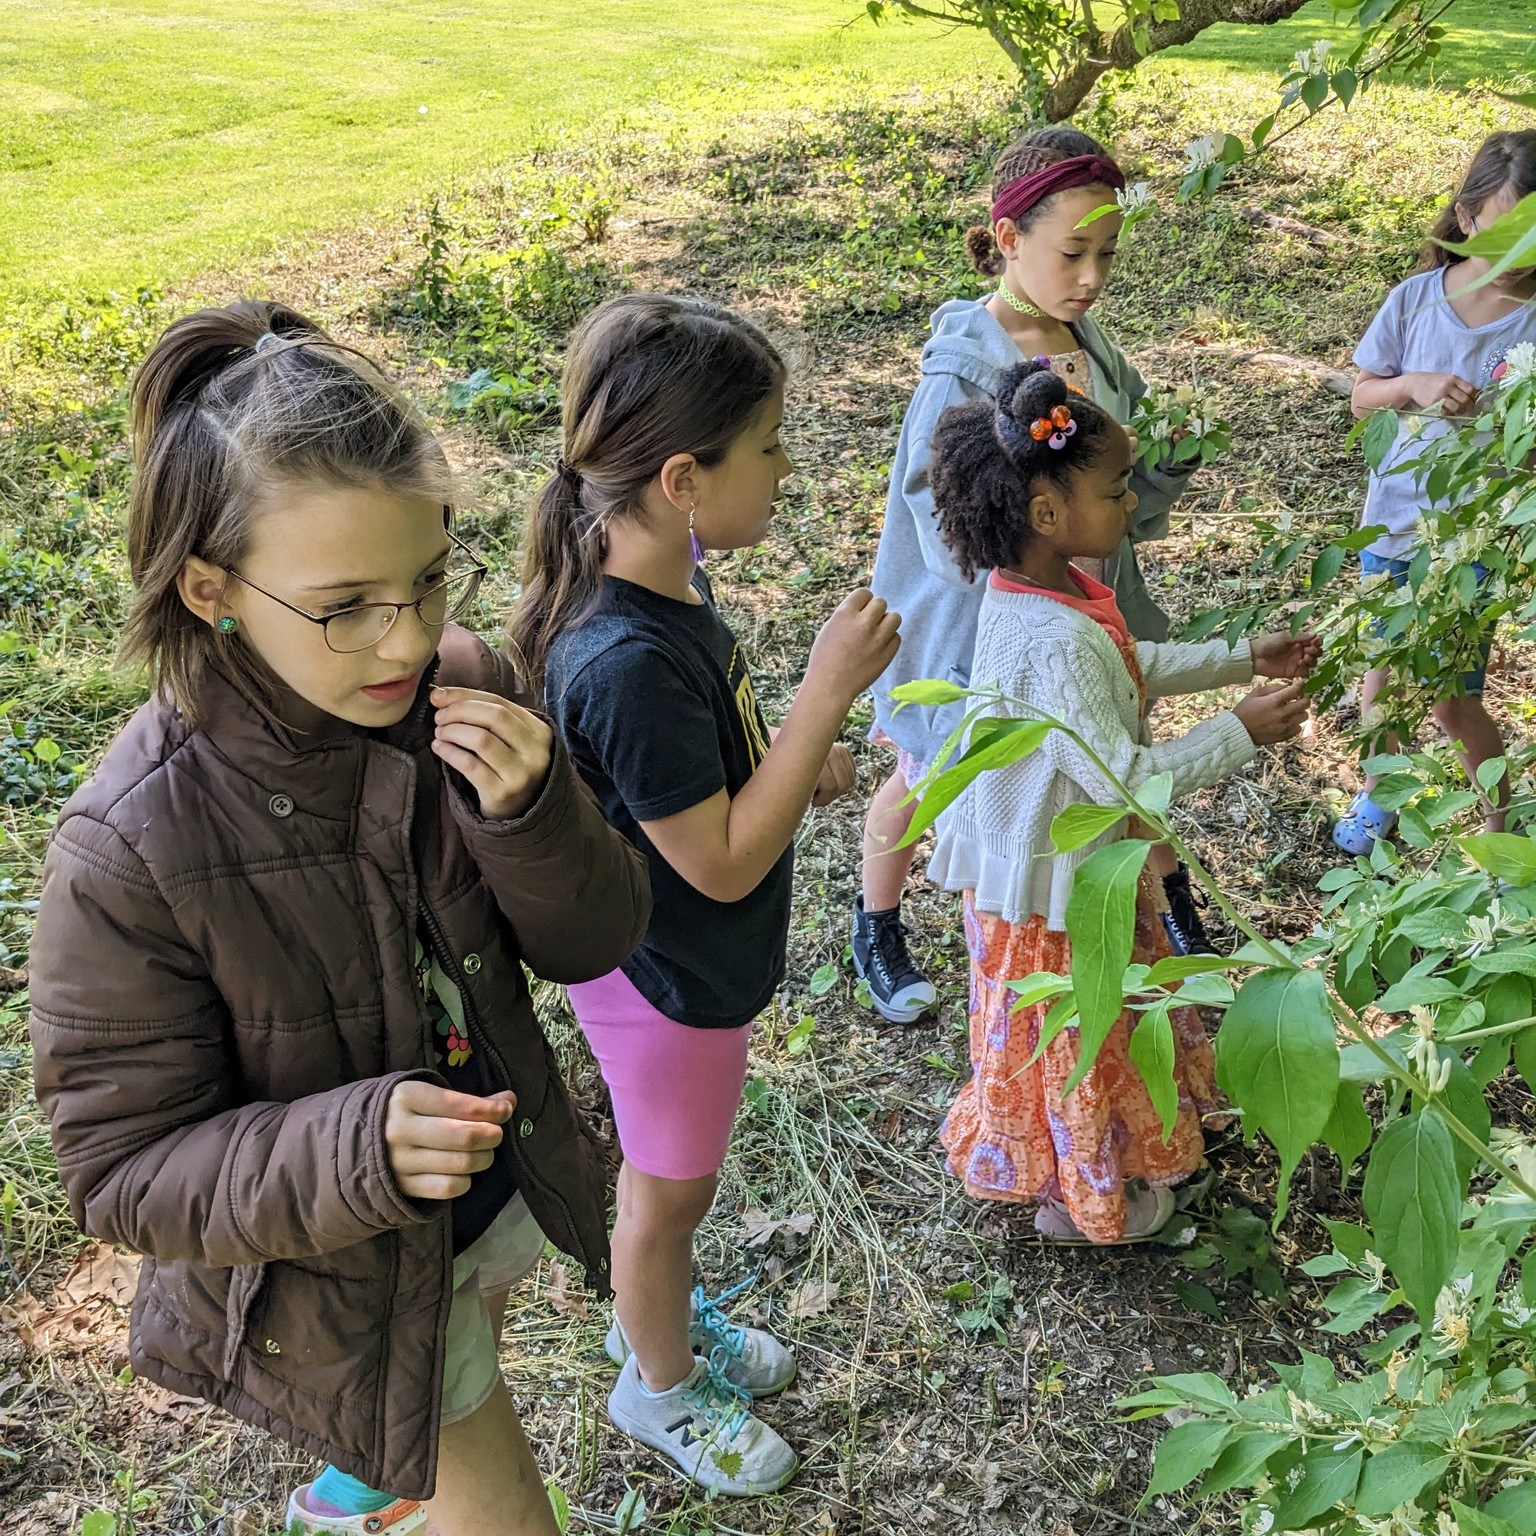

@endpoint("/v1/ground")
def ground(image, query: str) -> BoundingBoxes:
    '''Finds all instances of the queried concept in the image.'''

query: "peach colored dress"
[938,571,1225,1242]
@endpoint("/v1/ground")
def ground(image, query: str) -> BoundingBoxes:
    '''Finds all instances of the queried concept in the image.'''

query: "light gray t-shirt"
[1354,267,1536,558]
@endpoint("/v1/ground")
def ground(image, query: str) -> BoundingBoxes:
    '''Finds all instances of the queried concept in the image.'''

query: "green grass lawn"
[2,0,994,301]
[5,0,1533,305]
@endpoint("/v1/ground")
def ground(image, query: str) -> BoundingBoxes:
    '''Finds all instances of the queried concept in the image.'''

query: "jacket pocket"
[221,1261,267,1377]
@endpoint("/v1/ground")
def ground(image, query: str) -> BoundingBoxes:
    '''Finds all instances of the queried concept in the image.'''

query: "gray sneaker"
[605,1281,797,1398]
[606,1352,799,1496]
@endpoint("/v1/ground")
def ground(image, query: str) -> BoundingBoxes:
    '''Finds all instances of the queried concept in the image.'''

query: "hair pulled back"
[932,360,1118,581]
[965,127,1116,276]
[510,294,784,690]
[123,298,451,720]
[1416,130,1536,272]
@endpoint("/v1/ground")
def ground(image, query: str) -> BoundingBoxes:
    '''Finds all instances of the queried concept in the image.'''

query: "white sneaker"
[604,1281,797,1397]
[607,1352,799,1496]
[285,1486,426,1535]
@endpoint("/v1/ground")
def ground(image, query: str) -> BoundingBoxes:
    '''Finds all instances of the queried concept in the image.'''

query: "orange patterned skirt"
[939,891,1225,1243]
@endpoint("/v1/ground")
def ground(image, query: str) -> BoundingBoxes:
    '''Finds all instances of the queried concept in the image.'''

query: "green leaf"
[1310,543,1345,590]
[1129,1004,1179,1140]
[1064,840,1151,1093]
[1252,112,1277,148]
[1137,771,1174,817]
[1439,190,1536,289]
[1323,1218,1371,1265]
[1149,1372,1238,1413]
[1434,1056,1492,1183]
[891,678,969,706]
[1273,1445,1363,1528]
[1174,1279,1223,1317]
[1144,954,1239,986]
[1452,1500,1525,1536]
[1461,832,1536,886]
[1200,1430,1292,1496]
[896,720,1051,847]
[1331,67,1357,107]
[614,1487,648,1533]
[548,1485,571,1534]
[808,961,839,996]
[784,1014,816,1055]
[1214,967,1339,1222]
[78,1517,117,1536]
[1354,1442,1451,1518]
[1321,1079,1371,1177]
[1300,71,1328,112]
[1050,802,1127,853]
[1005,972,1073,1007]
[1485,1480,1536,1534]
[1361,409,1401,470]
[1362,1110,1461,1329]
[1145,1417,1236,1497]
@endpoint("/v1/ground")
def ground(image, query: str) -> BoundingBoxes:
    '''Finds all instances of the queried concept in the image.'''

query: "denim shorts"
[1359,549,1492,697]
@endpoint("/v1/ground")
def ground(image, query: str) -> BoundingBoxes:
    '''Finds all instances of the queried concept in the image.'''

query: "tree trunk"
[1041,0,1312,120]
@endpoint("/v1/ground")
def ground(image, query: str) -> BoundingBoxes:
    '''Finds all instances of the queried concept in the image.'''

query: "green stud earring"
[217,615,238,634]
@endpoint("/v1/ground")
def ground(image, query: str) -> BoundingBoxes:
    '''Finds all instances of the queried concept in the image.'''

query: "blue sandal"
[1333,791,1398,857]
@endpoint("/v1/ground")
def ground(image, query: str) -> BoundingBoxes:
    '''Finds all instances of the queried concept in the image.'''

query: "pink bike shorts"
[566,967,753,1181]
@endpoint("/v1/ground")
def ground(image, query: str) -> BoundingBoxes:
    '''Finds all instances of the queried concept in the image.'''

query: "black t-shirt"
[546,572,792,1029]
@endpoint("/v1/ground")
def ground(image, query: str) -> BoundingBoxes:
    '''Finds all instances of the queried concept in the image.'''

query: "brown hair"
[510,294,784,691]
[123,299,452,721]
[1417,130,1536,272]
[965,127,1117,276]
[932,359,1118,581]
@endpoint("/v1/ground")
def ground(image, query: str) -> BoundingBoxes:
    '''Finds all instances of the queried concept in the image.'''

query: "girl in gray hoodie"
[853,127,1205,1023]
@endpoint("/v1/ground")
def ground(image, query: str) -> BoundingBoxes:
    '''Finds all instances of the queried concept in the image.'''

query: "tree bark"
[1040,0,1312,120]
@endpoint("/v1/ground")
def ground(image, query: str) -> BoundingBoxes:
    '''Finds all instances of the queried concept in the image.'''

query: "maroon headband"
[990,154,1126,226]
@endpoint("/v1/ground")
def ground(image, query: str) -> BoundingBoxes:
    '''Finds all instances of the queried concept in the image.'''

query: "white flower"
[1184,135,1222,173]
[1501,342,1536,387]
[1500,1289,1536,1328]
[1290,40,1333,76]
[1433,1274,1474,1350]
[1363,1250,1389,1291]
[1117,181,1153,215]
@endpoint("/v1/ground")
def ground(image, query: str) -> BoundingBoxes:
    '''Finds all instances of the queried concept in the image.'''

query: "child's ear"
[176,555,234,629]
[1027,488,1063,539]
[1453,199,1476,238]
[657,451,701,514]
[994,217,1023,263]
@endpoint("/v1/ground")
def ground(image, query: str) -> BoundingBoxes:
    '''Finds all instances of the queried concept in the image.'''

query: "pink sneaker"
[284,1485,426,1535]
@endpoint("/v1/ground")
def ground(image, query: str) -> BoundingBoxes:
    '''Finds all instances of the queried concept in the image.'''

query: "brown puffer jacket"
[28,626,649,1499]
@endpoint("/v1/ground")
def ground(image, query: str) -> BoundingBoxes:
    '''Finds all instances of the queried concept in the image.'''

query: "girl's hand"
[431,687,553,819]
[1234,680,1309,746]
[803,589,902,709]
[812,743,857,807]
[384,1082,516,1201]
[1412,372,1480,416]
[1250,631,1321,680]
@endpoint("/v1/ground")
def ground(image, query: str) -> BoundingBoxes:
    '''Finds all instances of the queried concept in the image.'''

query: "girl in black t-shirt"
[512,295,900,1496]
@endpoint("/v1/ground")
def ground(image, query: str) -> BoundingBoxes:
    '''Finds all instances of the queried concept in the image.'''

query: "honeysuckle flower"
[1117,181,1153,215]
[1184,135,1221,173]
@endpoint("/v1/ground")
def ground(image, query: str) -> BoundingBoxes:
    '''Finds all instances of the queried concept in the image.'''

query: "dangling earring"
[217,615,239,634]
[688,501,704,565]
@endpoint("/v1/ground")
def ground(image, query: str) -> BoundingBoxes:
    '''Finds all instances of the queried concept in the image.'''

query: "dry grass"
[3,58,1535,1536]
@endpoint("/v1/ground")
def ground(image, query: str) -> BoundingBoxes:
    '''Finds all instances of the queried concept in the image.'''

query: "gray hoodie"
[869,298,1197,770]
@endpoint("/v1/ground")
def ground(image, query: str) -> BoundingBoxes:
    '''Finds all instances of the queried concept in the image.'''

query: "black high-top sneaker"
[1160,865,1218,957]
[851,896,938,1024]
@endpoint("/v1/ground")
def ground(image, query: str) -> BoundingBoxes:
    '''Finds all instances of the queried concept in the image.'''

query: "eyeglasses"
[225,531,489,655]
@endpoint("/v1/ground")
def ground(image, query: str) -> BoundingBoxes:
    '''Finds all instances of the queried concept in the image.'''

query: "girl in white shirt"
[924,360,1317,1242]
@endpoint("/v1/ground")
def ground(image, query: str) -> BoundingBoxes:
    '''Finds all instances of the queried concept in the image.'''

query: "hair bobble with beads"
[1030,403,1077,449]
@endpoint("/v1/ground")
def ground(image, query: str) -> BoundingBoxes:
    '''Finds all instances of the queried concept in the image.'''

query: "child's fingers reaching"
[812,744,857,807]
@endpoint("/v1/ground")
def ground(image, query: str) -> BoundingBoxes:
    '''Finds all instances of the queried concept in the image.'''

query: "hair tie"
[991,153,1126,227]
[1031,403,1078,450]
[555,456,584,489]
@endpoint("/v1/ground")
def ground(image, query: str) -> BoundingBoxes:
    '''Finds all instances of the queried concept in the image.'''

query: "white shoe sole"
[606,1394,798,1496]
[850,952,935,1024]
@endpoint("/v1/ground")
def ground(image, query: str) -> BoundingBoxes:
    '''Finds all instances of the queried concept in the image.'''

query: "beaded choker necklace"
[996,278,1046,319]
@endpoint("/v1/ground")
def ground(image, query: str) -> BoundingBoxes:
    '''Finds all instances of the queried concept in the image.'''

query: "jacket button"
[264,1338,282,1355]
[268,794,294,818]
[462,953,482,975]
[518,1118,534,1138]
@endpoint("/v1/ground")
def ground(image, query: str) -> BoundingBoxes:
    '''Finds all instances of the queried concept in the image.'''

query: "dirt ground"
[4,68,1533,1536]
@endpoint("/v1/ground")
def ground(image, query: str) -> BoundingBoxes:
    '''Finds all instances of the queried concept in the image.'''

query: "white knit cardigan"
[927,585,1257,930]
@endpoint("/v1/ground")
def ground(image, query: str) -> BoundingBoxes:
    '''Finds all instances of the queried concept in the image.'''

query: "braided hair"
[965,127,1115,276]
[931,360,1118,581]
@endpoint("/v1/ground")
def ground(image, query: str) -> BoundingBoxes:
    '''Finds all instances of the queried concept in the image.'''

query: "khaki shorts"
[440,1194,546,1426]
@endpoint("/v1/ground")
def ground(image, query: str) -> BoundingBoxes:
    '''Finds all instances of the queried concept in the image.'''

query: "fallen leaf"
[545,1261,588,1320]
[1,1293,108,1352]
[789,1279,840,1319]
[741,1209,814,1249]
[135,1381,205,1423]
[60,1242,140,1308]
[879,1108,903,1140]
